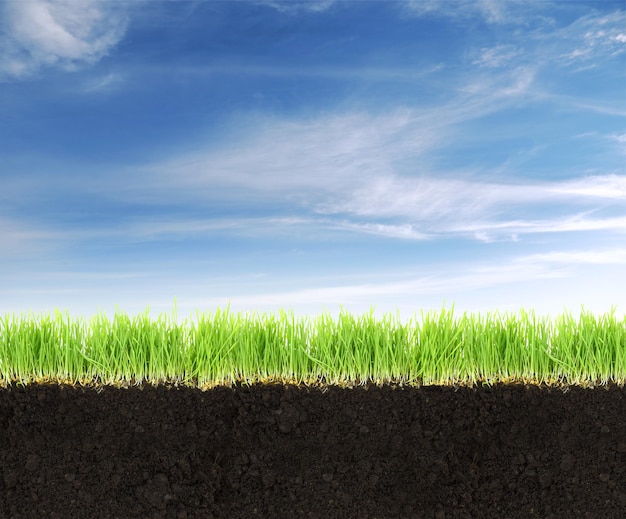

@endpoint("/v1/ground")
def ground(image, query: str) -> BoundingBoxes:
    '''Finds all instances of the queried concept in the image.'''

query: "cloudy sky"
[1,0,625,324]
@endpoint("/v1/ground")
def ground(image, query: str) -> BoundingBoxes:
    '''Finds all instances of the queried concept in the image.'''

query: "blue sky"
[1,0,625,324]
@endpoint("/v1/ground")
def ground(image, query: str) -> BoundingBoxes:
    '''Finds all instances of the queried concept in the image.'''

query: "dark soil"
[0,381,625,518]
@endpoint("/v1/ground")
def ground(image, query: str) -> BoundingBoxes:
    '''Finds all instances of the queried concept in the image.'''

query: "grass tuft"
[1,305,624,389]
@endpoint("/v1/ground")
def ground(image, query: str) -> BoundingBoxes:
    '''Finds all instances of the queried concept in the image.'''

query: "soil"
[0,381,625,518]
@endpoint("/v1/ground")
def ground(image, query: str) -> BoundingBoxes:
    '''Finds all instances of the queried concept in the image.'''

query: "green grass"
[1,305,625,389]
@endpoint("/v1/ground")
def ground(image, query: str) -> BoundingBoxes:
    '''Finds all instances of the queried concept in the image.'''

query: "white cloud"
[452,214,626,239]
[546,95,626,117]
[517,248,626,266]
[66,92,622,245]
[558,10,626,66]
[330,221,430,241]
[33,214,431,244]
[180,262,566,308]
[169,250,624,322]
[82,72,123,93]
[0,0,128,79]
[177,62,445,83]
[134,62,544,205]
[70,170,625,246]
[314,172,626,226]
[407,2,624,74]
[472,45,523,68]
[455,65,536,100]
[141,109,426,202]
[405,0,540,25]
[4,245,624,323]
[257,0,336,14]
[4,84,624,249]
[549,174,626,199]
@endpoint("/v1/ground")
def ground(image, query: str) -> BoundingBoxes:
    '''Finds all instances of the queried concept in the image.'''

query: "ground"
[0,381,625,518]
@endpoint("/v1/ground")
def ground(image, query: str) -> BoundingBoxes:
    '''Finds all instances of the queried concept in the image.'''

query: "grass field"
[1,305,625,389]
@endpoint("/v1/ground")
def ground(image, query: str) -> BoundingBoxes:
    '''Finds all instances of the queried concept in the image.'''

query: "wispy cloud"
[4,241,624,321]
[472,45,523,68]
[329,221,430,241]
[122,216,434,242]
[517,248,626,266]
[454,214,626,243]
[558,10,626,66]
[1,0,623,325]
[16,88,618,245]
[0,0,128,79]
[82,72,123,93]
[137,109,425,203]
[171,62,446,83]
[179,262,567,308]
[548,174,626,199]
[315,170,625,214]
[128,60,542,208]
[257,0,336,14]
[11,202,624,250]
[3,8,622,249]
[408,1,625,73]
[160,244,626,320]
[0,217,62,257]
[404,0,546,25]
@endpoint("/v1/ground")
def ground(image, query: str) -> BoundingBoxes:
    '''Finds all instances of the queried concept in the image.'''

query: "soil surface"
[0,381,625,518]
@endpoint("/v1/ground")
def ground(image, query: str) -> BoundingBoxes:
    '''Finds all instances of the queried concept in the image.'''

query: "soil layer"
[0,382,625,518]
